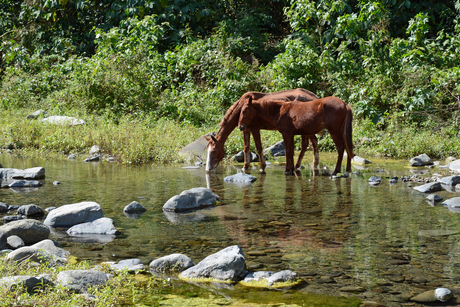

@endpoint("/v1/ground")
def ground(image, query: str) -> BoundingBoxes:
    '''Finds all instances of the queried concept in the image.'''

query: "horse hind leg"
[283,135,296,175]
[330,134,345,176]
[310,135,319,169]
[295,135,310,169]
[252,130,266,173]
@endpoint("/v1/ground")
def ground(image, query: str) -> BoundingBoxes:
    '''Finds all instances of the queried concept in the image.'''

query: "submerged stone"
[240,270,301,289]
[368,176,381,185]
[223,173,257,184]
[149,253,194,273]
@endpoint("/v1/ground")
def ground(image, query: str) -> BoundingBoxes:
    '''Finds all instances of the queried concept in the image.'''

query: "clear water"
[1,153,459,306]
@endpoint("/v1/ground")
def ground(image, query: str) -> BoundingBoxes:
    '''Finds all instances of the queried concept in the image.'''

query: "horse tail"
[343,104,354,159]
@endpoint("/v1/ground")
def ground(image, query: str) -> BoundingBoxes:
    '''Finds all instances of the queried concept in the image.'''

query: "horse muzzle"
[238,124,246,131]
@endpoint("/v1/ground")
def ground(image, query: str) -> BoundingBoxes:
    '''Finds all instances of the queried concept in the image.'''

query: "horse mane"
[219,97,245,128]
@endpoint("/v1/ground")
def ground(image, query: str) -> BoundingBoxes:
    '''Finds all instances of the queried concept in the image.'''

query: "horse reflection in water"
[208,170,353,257]
[238,96,354,175]
[205,89,321,173]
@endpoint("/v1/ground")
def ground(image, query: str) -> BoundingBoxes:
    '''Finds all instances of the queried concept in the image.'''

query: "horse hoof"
[259,169,266,174]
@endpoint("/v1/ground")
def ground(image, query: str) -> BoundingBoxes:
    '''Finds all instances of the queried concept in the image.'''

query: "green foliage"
[2,0,460,162]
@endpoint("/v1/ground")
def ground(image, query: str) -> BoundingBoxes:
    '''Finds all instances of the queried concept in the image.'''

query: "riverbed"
[1,152,459,306]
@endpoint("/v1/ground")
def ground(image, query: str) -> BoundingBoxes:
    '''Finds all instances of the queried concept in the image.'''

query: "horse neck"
[215,108,240,144]
[252,102,280,124]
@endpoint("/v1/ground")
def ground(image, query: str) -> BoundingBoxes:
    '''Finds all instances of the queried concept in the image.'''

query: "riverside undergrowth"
[1,108,460,166]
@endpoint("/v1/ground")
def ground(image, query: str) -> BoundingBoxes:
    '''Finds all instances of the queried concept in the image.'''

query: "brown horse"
[205,89,320,173]
[238,96,354,175]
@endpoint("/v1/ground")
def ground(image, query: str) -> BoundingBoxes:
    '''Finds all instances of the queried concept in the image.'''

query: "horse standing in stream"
[205,89,320,173]
[238,96,354,175]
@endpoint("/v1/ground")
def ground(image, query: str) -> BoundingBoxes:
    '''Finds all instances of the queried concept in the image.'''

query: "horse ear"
[204,135,211,141]
[211,135,217,142]
[248,96,253,105]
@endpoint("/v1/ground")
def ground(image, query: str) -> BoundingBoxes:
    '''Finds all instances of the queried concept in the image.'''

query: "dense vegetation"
[1,0,460,163]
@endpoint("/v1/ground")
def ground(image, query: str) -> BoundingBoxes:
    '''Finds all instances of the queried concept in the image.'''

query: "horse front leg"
[283,134,295,175]
[310,135,319,169]
[294,135,309,170]
[251,129,266,173]
[242,131,251,172]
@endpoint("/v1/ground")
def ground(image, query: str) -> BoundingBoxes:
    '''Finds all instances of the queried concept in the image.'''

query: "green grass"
[1,108,459,166]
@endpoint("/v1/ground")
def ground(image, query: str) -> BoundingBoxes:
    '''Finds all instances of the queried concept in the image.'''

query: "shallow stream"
[1,153,460,306]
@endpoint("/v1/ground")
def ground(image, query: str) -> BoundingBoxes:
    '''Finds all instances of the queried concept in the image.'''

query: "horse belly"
[291,115,324,135]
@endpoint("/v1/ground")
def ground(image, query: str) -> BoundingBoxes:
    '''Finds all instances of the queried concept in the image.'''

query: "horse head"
[204,134,225,172]
[238,97,256,132]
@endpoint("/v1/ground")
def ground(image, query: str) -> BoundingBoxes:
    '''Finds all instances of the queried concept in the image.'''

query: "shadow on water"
[2,153,460,306]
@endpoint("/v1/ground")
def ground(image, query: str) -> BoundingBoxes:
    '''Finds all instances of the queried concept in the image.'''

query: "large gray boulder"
[0,219,50,244]
[42,116,85,125]
[438,175,460,186]
[0,167,45,179]
[7,239,70,264]
[263,141,285,157]
[179,245,246,282]
[17,204,44,218]
[232,151,258,163]
[163,188,220,212]
[410,154,432,166]
[149,254,194,273]
[441,197,460,208]
[0,275,53,293]
[178,134,214,162]
[44,201,103,228]
[57,270,108,293]
[413,182,442,193]
[0,232,7,250]
[66,217,119,235]
[449,159,460,172]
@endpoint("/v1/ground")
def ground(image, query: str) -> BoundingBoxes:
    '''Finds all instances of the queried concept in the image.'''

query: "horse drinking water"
[205,89,320,173]
[238,96,354,175]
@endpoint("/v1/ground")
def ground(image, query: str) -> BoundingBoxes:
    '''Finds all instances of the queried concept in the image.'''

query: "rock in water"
[179,245,246,282]
[43,201,103,228]
[57,270,108,293]
[163,187,220,212]
[435,288,452,302]
[223,173,257,183]
[410,154,432,166]
[413,182,442,193]
[149,254,194,273]
[0,219,50,244]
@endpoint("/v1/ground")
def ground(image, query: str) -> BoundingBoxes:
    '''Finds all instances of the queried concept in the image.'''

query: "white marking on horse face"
[205,147,213,172]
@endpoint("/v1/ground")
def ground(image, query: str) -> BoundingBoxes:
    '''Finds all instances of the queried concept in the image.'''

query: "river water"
[1,153,460,306]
